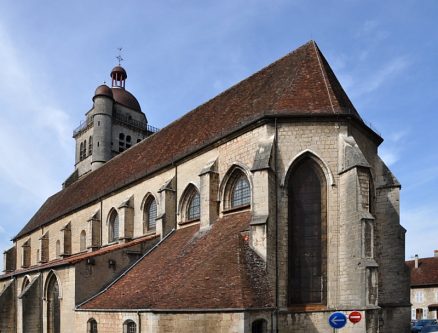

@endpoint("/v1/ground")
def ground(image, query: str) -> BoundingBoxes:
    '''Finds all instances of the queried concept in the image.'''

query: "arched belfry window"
[224,169,251,209]
[46,274,60,333]
[180,185,200,222]
[87,318,98,333]
[123,320,137,333]
[108,210,119,243]
[287,157,327,305]
[143,196,157,233]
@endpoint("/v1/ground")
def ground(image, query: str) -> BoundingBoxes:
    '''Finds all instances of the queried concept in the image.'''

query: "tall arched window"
[88,136,93,156]
[108,210,119,243]
[80,230,87,252]
[180,185,201,223]
[119,133,125,153]
[87,318,98,333]
[143,196,157,233]
[46,274,60,333]
[79,142,84,161]
[123,320,136,333]
[187,191,200,221]
[287,158,327,305]
[223,168,251,210]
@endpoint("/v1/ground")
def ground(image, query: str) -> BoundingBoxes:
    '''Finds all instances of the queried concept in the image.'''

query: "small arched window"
[123,320,137,333]
[87,318,98,333]
[187,191,200,221]
[80,230,87,252]
[108,210,119,243]
[223,169,251,210]
[143,197,157,233]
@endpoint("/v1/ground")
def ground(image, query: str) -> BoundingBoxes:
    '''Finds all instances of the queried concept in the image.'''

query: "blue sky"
[0,0,437,269]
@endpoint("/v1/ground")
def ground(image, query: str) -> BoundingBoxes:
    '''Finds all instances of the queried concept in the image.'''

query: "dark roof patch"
[80,212,273,310]
[407,257,438,287]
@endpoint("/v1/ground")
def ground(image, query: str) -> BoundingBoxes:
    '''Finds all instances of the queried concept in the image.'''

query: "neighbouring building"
[0,41,410,333]
[407,251,438,321]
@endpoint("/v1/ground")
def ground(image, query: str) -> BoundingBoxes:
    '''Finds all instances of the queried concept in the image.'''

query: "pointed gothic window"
[47,274,60,333]
[87,318,98,333]
[143,196,157,233]
[287,158,327,305]
[108,210,119,243]
[187,191,200,221]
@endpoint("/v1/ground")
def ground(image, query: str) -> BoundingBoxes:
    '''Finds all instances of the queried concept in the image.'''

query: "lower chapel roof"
[79,212,273,310]
[15,40,379,240]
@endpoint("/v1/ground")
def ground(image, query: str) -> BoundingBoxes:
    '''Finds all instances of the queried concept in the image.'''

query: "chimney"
[434,250,438,258]
[415,254,419,268]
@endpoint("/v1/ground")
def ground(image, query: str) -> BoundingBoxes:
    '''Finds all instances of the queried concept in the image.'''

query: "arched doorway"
[46,274,60,333]
[287,157,327,305]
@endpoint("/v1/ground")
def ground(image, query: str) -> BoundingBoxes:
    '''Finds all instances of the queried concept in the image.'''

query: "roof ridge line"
[312,41,335,114]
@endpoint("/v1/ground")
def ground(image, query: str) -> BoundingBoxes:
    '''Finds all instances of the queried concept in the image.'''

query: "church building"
[0,41,410,332]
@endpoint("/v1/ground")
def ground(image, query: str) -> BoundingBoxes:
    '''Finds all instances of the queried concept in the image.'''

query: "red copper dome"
[112,88,142,112]
[111,66,127,80]
[94,84,113,99]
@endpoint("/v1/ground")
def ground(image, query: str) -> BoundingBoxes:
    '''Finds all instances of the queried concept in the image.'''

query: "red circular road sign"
[349,311,362,324]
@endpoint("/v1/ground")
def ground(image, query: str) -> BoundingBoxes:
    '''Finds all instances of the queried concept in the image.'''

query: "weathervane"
[116,47,124,65]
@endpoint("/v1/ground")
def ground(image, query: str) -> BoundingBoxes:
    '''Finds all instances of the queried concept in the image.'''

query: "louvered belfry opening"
[47,275,61,333]
[287,158,327,305]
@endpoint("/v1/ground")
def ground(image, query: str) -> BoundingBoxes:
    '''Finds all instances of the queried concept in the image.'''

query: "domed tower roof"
[111,65,127,80]
[93,84,113,100]
[112,88,142,112]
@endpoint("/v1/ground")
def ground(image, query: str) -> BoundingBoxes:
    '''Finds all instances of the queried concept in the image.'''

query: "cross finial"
[116,47,124,65]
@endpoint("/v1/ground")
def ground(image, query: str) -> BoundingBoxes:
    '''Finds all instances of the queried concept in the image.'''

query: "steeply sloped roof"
[407,257,438,287]
[80,212,273,310]
[16,40,372,239]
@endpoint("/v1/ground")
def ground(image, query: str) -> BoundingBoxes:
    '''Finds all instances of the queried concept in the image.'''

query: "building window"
[223,168,251,210]
[287,157,327,305]
[46,274,60,333]
[187,191,200,221]
[108,210,119,243]
[88,136,93,156]
[123,320,137,333]
[416,291,424,303]
[87,318,98,333]
[80,230,87,252]
[143,196,157,233]
[119,133,125,153]
[126,135,131,149]
[231,174,250,208]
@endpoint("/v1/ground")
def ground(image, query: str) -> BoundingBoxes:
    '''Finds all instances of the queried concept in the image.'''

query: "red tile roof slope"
[16,40,368,239]
[407,257,438,287]
[80,212,273,310]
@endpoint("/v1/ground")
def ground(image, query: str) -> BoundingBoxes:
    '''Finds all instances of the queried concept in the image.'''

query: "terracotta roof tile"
[407,257,438,287]
[80,212,273,310]
[16,40,368,239]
